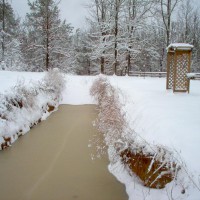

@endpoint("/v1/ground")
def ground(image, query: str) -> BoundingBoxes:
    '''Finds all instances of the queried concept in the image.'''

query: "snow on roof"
[167,43,194,51]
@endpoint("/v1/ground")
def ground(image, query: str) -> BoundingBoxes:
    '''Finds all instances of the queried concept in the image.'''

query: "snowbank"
[0,69,65,149]
[0,71,45,94]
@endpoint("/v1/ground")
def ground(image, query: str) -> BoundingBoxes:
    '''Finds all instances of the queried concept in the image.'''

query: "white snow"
[0,70,64,148]
[167,43,194,51]
[187,73,199,78]
[108,76,200,200]
[0,71,44,93]
[1,71,200,200]
[61,75,95,105]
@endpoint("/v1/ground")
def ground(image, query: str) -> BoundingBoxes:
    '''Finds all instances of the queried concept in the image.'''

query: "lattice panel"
[174,53,189,91]
[167,53,175,89]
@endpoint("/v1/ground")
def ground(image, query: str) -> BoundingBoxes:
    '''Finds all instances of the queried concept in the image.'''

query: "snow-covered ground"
[108,76,200,200]
[61,75,95,105]
[0,71,45,94]
[109,76,200,173]
[0,70,65,148]
[1,71,200,200]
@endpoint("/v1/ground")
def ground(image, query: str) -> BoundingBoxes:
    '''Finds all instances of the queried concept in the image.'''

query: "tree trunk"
[126,0,136,76]
[127,52,131,75]
[1,0,5,63]
[100,56,105,74]
[46,41,49,70]
[160,47,165,72]
[114,0,119,75]
[87,59,90,75]
[127,24,134,75]
[95,0,105,74]
[167,0,171,46]
[101,33,106,74]
[46,2,50,70]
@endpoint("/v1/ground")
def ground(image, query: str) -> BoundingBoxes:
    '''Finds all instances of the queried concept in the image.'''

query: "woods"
[0,0,200,73]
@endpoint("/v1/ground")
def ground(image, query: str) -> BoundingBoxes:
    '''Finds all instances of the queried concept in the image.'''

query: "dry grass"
[121,147,178,189]
[90,76,127,157]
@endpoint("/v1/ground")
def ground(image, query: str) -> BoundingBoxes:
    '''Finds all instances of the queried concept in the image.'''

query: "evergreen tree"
[23,0,73,71]
[0,0,20,70]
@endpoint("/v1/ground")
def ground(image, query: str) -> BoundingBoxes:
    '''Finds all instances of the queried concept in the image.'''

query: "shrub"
[90,76,128,157]
[40,68,66,100]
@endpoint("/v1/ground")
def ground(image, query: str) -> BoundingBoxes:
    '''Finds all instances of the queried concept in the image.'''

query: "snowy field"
[1,71,200,200]
[0,71,45,94]
[108,76,200,200]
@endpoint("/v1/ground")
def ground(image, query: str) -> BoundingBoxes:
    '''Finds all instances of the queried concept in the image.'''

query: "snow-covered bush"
[38,68,66,112]
[90,76,128,157]
[90,76,180,189]
[0,69,65,150]
[40,68,65,100]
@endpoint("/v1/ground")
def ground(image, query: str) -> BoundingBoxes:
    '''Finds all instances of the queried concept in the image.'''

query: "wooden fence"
[128,71,200,80]
[128,71,167,78]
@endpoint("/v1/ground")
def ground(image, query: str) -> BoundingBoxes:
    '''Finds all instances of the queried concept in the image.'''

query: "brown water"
[0,105,127,200]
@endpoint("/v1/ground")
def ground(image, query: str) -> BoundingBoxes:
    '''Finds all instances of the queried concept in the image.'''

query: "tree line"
[0,0,200,74]
[0,0,73,72]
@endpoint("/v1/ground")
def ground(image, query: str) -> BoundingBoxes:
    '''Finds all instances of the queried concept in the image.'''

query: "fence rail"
[129,71,167,78]
[192,73,200,80]
[129,71,200,80]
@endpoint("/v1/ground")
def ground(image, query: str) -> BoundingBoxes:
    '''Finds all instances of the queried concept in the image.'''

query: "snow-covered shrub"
[90,76,128,157]
[90,76,180,189]
[13,80,38,108]
[0,83,42,149]
[40,68,65,100]
[37,68,66,114]
[0,69,65,150]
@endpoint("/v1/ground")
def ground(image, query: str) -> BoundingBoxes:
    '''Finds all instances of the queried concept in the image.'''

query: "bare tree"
[113,0,125,75]
[160,0,181,46]
[123,0,156,75]
[95,0,107,74]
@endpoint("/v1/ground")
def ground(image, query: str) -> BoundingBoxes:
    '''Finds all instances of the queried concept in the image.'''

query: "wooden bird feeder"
[166,43,193,93]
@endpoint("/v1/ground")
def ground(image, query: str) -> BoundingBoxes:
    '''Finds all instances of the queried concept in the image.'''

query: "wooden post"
[187,51,192,93]
[166,53,170,90]
[173,51,177,93]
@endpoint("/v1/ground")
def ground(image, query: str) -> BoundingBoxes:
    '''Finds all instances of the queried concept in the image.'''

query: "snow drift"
[0,69,65,150]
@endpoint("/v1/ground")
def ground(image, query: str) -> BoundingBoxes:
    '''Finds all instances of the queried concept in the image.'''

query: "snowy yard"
[108,77,200,200]
[0,71,200,200]
[110,76,200,174]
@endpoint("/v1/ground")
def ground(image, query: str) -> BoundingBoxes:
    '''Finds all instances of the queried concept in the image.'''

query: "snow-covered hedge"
[90,76,181,189]
[0,68,65,150]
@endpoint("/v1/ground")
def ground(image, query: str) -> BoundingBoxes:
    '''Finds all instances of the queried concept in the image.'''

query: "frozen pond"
[0,105,127,200]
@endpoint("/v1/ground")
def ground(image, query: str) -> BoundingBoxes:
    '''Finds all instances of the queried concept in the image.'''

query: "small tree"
[160,0,181,46]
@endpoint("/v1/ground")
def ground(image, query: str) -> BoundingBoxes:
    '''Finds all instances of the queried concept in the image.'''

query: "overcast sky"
[11,0,89,30]
[10,0,200,30]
